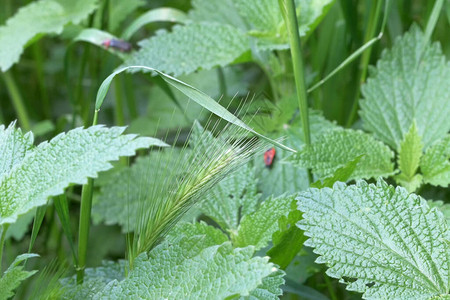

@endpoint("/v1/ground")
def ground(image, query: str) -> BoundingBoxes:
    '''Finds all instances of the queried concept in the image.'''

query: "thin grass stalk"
[278,0,312,183]
[114,79,125,126]
[2,71,31,131]
[124,75,138,119]
[420,0,444,57]
[0,224,9,272]
[346,0,383,127]
[76,110,99,283]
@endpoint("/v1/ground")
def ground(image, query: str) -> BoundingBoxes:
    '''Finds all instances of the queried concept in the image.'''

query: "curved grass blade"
[95,66,296,152]
[121,7,189,40]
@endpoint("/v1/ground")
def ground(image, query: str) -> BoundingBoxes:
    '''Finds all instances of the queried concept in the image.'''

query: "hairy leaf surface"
[420,135,450,187]
[0,125,161,225]
[92,150,181,232]
[123,22,249,76]
[0,0,98,71]
[94,223,279,299]
[189,0,247,30]
[292,129,394,180]
[201,164,260,231]
[232,194,295,250]
[0,122,34,178]
[297,180,450,299]
[360,25,450,150]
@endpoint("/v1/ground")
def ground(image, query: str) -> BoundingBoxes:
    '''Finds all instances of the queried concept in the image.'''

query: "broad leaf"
[123,22,249,76]
[232,194,295,250]
[241,269,285,300]
[267,200,306,269]
[420,135,450,187]
[0,253,39,300]
[0,122,34,178]
[233,0,334,50]
[291,129,395,180]
[298,180,450,299]
[200,164,260,231]
[94,224,279,299]
[395,122,424,192]
[311,155,362,188]
[360,25,450,150]
[92,150,182,232]
[0,124,164,225]
[61,260,127,299]
[0,0,98,71]
[188,0,247,30]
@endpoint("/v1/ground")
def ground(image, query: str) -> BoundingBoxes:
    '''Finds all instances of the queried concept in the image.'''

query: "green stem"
[2,71,31,131]
[76,110,99,284]
[279,0,312,183]
[124,75,138,119]
[0,224,9,272]
[346,0,383,127]
[114,79,125,126]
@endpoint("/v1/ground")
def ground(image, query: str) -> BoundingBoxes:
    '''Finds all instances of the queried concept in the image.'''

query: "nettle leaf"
[92,150,181,232]
[233,0,333,50]
[189,0,247,30]
[395,122,424,192]
[291,129,395,180]
[61,260,127,299]
[0,122,34,178]
[267,200,306,269]
[420,135,450,187]
[200,164,260,231]
[297,180,450,299]
[123,22,249,76]
[241,269,285,300]
[428,200,450,228]
[0,124,161,225]
[0,253,39,300]
[94,223,279,299]
[232,194,295,250]
[0,0,98,71]
[360,25,450,150]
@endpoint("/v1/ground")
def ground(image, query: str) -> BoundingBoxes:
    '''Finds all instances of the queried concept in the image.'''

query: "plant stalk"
[2,71,31,131]
[76,110,99,283]
[346,0,383,127]
[0,224,9,273]
[279,0,312,183]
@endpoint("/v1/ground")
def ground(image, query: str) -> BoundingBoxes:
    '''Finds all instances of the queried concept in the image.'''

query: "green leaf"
[0,124,164,225]
[0,253,39,300]
[92,150,182,232]
[0,122,34,178]
[232,194,295,250]
[189,0,247,30]
[297,180,450,299]
[241,269,285,300]
[95,232,279,299]
[61,260,127,299]
[398,122,423,178]
[71,29,129,60]
[311,155,362,188]
[95,66,295,152]
[233,0,333,50]
[122,7,189,40]
[123,22,249,76]
[420,135,450,187]
[427,200,450,228]
[0,0,98,71]
[267,200,306,269]
[200,164,260,231]
[360,25,450,150]
[292,129,395,180]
